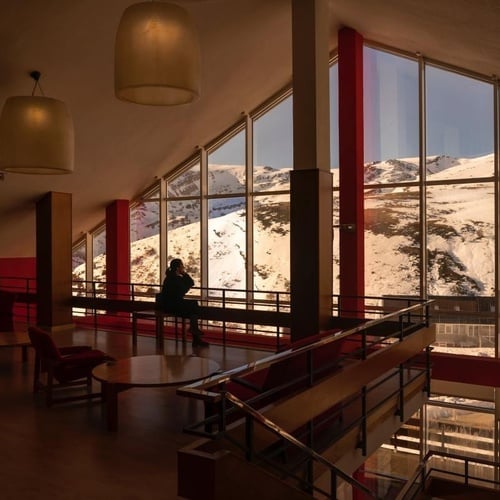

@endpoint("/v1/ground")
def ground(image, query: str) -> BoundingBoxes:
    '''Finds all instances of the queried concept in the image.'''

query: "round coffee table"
[92,354,220,431]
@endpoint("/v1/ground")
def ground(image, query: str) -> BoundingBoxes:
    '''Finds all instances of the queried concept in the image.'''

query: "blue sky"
[210,47,494,169]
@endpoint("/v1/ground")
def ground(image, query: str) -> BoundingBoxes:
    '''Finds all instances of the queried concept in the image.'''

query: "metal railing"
[0,275,36,326]
[396,450,500,499]
[176,302,433,497]
[2,274,431,351]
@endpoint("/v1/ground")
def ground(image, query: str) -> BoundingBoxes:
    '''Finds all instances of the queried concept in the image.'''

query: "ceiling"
[1,0,499,258]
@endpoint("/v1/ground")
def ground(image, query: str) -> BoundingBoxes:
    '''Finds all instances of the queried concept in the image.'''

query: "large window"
[253,94,292,291]
[425,65,495,356]
[362,45,496,356]
[207,130,247,291]
[363,48,420,297]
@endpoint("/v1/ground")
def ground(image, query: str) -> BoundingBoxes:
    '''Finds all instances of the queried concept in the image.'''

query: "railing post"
[305,420,314,493]
[330,469,337,499]
[398,363,404,422]
[307,350,314,386]
[425,346,432,396]
[464,459,469,486]
[245,414,254,461]
[219,392,227,434]
[276,292,280,351]
[93,281,98,333]
[222,289,226,346]
[360,386,367,455]
[26,277,31,325]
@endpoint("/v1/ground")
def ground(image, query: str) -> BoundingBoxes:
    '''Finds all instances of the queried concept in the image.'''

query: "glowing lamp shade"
[115,1,201,105]
[0,96,74,174]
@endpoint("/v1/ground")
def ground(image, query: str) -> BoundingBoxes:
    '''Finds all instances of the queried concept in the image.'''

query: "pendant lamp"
[0,71,74,174]
[115,1,201,105]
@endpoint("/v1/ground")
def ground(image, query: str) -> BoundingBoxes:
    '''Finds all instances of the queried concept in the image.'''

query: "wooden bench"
[131,310,187,348]
[72,295,291,348]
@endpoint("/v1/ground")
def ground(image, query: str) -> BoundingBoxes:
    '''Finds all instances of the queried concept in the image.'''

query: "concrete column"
[290,0,332,340]
[36,192,73,331]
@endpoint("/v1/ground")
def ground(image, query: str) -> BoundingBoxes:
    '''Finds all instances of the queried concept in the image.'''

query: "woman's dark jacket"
[159,271,194,311]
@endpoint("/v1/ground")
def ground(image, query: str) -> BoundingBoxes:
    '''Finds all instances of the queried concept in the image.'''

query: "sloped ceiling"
[1,0,499,257]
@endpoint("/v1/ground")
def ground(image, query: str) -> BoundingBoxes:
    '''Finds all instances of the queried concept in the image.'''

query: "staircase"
[176,315,436,499]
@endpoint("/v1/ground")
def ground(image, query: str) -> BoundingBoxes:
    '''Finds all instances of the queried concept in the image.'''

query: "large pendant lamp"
[115,1,201,105]
[0,71,74,174]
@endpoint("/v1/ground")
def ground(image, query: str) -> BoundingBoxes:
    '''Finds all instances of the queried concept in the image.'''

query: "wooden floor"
[0,328,271,500]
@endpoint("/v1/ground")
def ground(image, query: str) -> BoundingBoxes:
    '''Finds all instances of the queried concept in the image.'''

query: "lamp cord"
[30,70,45,97]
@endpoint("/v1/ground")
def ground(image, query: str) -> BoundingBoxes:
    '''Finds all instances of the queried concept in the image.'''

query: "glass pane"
[92,228,106,282]
[427,181,494,356]
[426,404,494,461]
[364,47,419,169]
[429,297,495,357]
[167,200,201,286]
[253,194,290,291]
[333,190,339,295]
[253,96,292,191]
[130,200,159,243]
[330,63,339,170]
[167,162,200,197]
[208,130,246,195]
[72,241,86,297]
[426,66,494,178]
[427,182,494,297]
[208,197,246,290]
[72,241,85,276]
[365,186,420,296]
[130,199,160,287]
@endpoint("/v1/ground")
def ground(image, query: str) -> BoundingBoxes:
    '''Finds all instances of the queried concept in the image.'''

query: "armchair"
[28,326,114,407]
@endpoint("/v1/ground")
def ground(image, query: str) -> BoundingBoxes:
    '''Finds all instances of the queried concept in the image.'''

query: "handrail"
[396,449,500,499]
[180,366,421,498]
[177,299,433,401]
[222,391,379,499]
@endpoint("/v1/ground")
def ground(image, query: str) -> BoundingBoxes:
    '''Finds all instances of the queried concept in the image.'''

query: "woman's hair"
[169,258,183,272]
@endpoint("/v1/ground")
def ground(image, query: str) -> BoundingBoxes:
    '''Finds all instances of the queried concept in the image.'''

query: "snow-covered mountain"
[74,155,494,298]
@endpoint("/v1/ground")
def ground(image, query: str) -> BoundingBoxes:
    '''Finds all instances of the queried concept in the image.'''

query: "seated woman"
[159,258,208,347]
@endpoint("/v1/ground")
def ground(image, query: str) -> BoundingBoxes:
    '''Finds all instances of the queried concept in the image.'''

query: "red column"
[338,27,365,316]
[106,200,130,301]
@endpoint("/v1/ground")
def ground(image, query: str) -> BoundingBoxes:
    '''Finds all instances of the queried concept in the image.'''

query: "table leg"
[102,382,119,432]
[132,313,138,347]
[21,345,28,363]
[156,314,164,352]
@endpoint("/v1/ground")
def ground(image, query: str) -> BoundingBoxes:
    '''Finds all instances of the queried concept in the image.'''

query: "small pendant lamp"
[115,1,201,105]
[0,71,74,174]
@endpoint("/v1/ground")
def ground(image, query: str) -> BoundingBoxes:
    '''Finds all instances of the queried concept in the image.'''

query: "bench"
[71,295,292,349]
[132,310,187,348]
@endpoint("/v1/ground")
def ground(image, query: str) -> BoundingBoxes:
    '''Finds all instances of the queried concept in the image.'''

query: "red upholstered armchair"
[28,326,114,407]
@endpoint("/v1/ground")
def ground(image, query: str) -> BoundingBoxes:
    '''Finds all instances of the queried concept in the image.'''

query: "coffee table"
[0,331,30,362]
[92,354,221,431]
